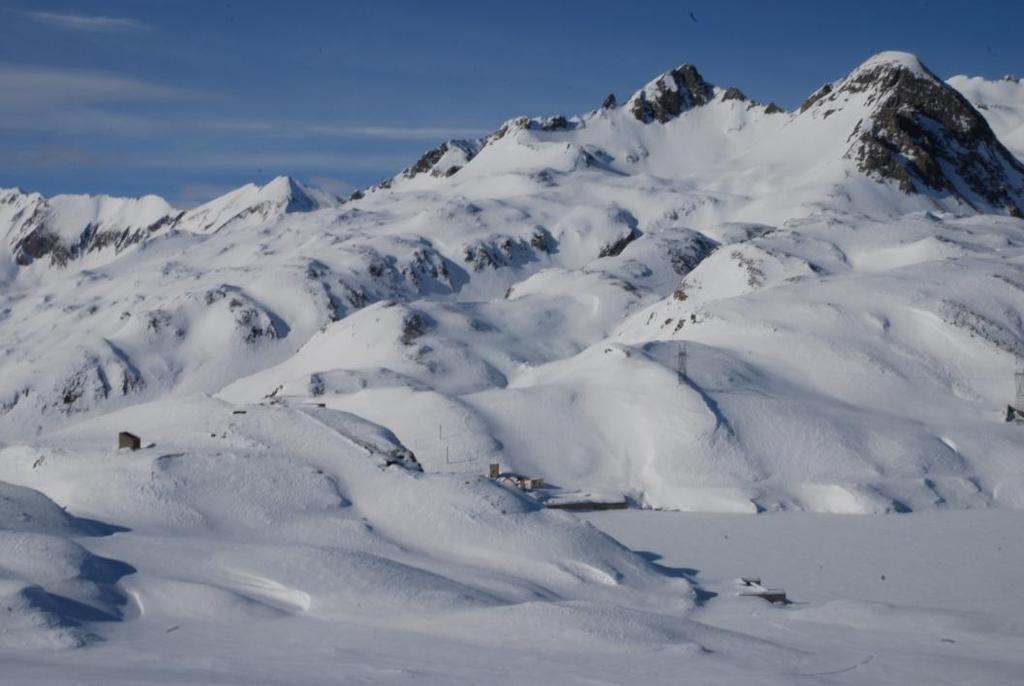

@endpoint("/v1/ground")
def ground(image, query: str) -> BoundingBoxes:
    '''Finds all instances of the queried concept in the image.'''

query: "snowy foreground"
[2,51,1024,682]
[2,416,1022,686]
[585,509,1024,684]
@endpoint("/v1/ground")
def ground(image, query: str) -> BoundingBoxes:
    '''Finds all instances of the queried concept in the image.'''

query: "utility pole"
[1016,366,1024,413]
[677,342,687,384]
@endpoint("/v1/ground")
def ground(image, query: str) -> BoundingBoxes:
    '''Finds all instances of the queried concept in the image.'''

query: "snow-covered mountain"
[0,187,177,275]
[0,176,337,279]
[3,49,1024,680]
[2,51,1024,513]
[175,174,337,234]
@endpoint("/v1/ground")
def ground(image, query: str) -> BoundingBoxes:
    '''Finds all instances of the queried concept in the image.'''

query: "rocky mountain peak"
[627,64,715,123]
[815,51,1024,216]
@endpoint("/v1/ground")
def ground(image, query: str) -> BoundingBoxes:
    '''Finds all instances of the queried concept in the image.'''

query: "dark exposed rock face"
[667,233,718,275]
[399,312,428,345]
[529,226,555,254]
[598,227,641,258]
[601,93,618,109]
[838,60,1024,216]
[9,201,179,268]
[463,234,540,272]
[402,140,481,180]
[721,87,785,114]
[799,83,833,113]
[539,115,569,131]
[722,87,748,102]
[281,177,319,213]
[203,285,287,344]
[629,65,715,123]
[14,228,63,266]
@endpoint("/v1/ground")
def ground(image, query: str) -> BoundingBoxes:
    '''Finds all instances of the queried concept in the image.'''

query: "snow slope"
[949,73,1024,159]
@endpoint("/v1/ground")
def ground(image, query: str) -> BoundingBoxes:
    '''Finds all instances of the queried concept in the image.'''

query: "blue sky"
[2,0,1022,206]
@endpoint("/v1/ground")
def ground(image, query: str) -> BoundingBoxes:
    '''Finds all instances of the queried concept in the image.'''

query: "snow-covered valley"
[2,51,1024,682]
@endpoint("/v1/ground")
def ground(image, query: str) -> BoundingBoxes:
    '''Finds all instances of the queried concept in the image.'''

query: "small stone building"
[118,432,141,451]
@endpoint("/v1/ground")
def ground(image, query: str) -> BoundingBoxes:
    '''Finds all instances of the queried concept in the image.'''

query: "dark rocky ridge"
[401,140,482,181]
[799,83,834,113]
[9,199,181,268]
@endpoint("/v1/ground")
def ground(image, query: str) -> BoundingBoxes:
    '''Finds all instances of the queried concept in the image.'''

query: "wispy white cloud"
[0,65,188,105]
[128,151,413,172]
[0,145,98,169]
[305,125,492,141]
[22,10,150,33]
[0,64,489,141]
[199,120,491,141]
[0,64,199,134]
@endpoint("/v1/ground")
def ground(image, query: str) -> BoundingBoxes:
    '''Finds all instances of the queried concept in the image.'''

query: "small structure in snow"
[544,498,628,511]
[542,489,629,511]
[497,473,544,491]
[1009,370,1024,422]
[487,463,545,492]
[118,432,141,451]
[744,589,789,604]
[738,577,790,604]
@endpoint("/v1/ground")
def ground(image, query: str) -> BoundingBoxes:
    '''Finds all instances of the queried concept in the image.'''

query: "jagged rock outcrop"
[722,87,747,102]
[1,188,179,268]
[627,65,715,123]
[799,83,834,113]
[401,140,483,180]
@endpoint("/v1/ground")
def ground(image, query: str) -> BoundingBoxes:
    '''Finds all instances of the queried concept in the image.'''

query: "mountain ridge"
[6,50,1023,265]
[3,52,1024,514]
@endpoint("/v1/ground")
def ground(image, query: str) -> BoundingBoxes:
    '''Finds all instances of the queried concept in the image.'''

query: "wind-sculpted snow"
[0,397,696,657]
